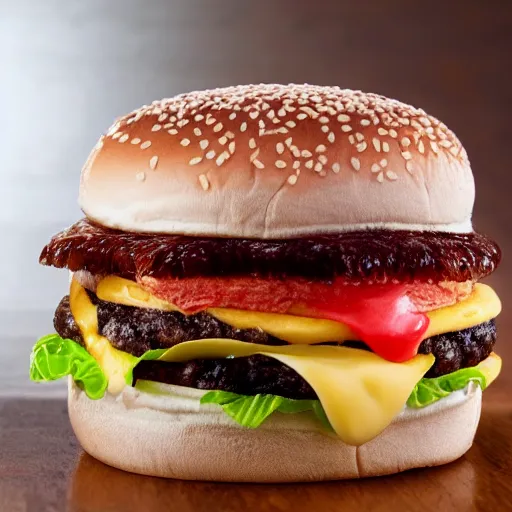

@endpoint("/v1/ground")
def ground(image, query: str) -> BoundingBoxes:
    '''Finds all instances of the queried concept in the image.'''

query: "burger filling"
[30,224,503,446]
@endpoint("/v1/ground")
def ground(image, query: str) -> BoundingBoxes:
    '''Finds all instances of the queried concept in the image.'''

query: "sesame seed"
[360,119,371,126]
[258,120,265,129]
[382,142,390,152]
[112,132,122,139]
[131,138,141,145]
[314,162,323,172]
[401,151,412,160]
[151,124,162,132]
[199,140,209,150]
[198,174,210,190]
[332,162,340,173]
[267,110,275,119]
[250,148,260,162]
[205,117,216,125]
[229,141,235,154]
[253,159,265,169]
[376,172,384,183]
[439,139,452,148]
[140,141,152,149]
[149,155,159,170]
[305,160,314,169]
[321,125,330,133]
[276,160,287,168]
[180,138,190,147]
[378,128,388,136]
[216,152,229,166]
[225,131,235,139]
[272,117,280,125]
[285,137,293,147]
[401,137,411,147]
[380,159,388,167]
[371,163,381,173]
[168,129,178,135]
[406,161,414,173]
[301,149,312,158]
[213,123,223,133]
[449,146,459,156]
[240,122,248,132]
[319,116,329,124]
[315,144,326,153]
[341,124,352,132]
[318,155,328,164]
[389,129,398,138]
[189,156,202,166]
[350,157,360,171]
[195,114,205,121]
[293,161,300,169]
[328,132,335,143]
[355,132,364,142]
[249,138,257,149]
[286,121,296,128]
[418,140,425,154]
[292,147,301,157]
[430,141,439,153]
[356,141,367,152]
[229,112,237,120]
[287,174,298,185]
[386,170,398,180]
[278,108,287,117]
[177,119,189,128]
[372,138,381,152]
[296,113,308,120]
[119,134,129,143]
[338,114,350,122]
[158,113,169,122]
[218,136,228,145]
[276,143,285,154]
[193,127,202,136]
[348,134,355,144]
[300,106,318,118]
[206,150,216,159]
[249,111,259,119]
[135,171,146,182]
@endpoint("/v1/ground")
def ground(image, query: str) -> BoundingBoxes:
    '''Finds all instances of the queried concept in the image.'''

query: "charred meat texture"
[41,218,500,282]
[54,294,496,381]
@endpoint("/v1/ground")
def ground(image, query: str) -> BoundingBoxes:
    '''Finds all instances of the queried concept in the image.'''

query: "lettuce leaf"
[406,366,487,408]
[200,390,334,431]
[30,334,107,399]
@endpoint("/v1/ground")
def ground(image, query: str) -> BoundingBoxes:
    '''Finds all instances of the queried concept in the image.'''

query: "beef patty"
[54,294,496,398]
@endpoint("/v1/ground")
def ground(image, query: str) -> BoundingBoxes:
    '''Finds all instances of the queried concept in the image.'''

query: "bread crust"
[68,379,481,482]
[79,85,474,238]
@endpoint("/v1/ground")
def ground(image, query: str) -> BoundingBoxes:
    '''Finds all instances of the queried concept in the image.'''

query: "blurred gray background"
[1,0,511,396]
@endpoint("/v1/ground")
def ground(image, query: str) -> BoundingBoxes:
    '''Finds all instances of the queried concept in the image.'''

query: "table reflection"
[67,449,477,512]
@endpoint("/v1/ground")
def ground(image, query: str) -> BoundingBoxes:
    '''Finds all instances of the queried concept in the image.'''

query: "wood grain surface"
[1,0,511,510]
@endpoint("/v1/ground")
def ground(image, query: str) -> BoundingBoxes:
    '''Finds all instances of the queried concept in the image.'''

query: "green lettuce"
[29,334,166,399]
[407,366,487,408]
[200,390,333,431]
[30,334,490,426]
[30,334,107,399]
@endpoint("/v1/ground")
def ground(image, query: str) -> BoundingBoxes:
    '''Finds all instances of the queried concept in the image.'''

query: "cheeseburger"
[31,84,502,482]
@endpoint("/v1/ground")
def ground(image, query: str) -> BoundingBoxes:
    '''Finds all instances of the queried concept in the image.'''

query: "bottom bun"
[67,378,482,482]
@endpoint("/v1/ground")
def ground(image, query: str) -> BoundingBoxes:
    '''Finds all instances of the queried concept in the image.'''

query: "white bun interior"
[79,85,474,238]
[68,379,482,482]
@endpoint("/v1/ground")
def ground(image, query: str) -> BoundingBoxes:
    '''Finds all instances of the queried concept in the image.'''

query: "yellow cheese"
[95,276,501,344]
[158,339,434,445]
[477,352,502,386]
[69,279,136,394]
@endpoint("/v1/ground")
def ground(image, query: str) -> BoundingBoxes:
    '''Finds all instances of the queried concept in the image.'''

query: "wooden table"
[2,1,511,510]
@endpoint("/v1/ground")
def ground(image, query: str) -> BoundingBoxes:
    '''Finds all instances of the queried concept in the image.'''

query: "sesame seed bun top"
[79,84,474,238]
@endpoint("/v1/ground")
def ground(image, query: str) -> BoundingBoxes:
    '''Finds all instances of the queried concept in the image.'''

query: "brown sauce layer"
[40,218,500,282]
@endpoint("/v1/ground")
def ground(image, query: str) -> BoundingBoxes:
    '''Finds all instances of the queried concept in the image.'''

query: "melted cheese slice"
[158,340,434,445]
[96,276,501,344]
[70,279,137,394]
